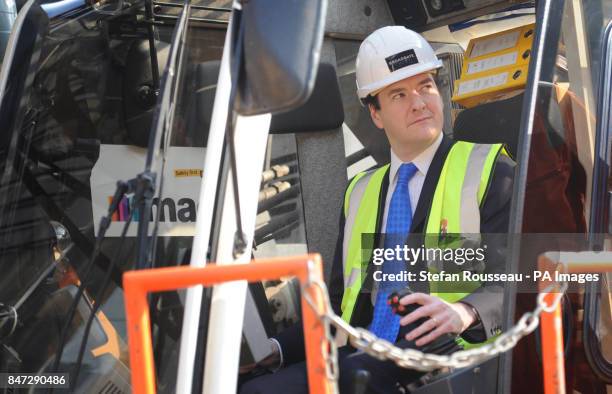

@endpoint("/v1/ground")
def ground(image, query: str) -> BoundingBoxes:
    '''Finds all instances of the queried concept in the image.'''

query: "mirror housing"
[237,0,327,116]
[192,61,343,136]
[270,63,344,134]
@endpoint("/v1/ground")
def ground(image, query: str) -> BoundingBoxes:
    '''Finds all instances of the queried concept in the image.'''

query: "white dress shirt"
[381,132,443,231]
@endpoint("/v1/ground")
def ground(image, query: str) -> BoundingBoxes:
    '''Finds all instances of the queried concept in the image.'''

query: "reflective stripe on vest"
[341,167,388,321]
[341,141,504,342]
[424,142,502,320]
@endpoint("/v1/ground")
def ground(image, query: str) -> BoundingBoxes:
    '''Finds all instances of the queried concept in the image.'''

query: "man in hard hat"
[241,26,514,393]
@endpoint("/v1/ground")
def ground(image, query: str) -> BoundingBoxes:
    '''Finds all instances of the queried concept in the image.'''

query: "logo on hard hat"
[385,49,419,72]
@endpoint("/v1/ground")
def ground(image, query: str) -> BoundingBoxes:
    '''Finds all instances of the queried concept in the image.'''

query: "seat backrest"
[453,92,524,158]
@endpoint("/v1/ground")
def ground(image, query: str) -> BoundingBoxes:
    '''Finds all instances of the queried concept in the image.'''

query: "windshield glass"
[0,0,204,390]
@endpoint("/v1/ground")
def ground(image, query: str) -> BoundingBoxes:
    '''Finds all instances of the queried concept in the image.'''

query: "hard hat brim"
[357,59,443,99]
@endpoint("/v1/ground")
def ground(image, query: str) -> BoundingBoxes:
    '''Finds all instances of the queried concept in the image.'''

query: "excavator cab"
[0,0,610,393]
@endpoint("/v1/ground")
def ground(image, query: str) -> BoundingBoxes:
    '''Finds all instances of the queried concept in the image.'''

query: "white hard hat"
[356,26,443,99]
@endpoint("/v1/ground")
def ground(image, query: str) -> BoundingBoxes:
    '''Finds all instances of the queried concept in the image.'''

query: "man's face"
[369,72,444,156]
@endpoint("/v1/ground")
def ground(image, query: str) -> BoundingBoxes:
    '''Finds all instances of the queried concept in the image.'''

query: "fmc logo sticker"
[108,196,197,223]
[91,144,205,237]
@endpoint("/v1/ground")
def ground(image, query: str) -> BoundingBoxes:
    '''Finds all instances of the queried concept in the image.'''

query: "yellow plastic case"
[452,23,535,108]
[453,64,528,108]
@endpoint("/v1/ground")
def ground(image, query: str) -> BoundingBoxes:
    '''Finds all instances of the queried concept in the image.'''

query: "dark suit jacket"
[275,135,516,365]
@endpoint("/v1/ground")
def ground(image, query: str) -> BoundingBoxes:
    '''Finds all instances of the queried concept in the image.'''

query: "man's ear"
[368,104,384,130]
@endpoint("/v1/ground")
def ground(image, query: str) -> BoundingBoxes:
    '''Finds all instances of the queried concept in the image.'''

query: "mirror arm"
[144,0,161,92]
[226,9,248,259]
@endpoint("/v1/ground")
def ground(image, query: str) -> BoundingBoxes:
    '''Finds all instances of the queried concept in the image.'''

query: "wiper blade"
[134,0,190,269]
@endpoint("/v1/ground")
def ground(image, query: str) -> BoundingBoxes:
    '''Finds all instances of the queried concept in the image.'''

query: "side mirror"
[187,61,344,138]
[237,0,327,116]
[270,63,344,134]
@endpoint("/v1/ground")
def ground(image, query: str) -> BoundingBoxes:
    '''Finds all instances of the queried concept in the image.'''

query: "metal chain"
[302,271,568,378]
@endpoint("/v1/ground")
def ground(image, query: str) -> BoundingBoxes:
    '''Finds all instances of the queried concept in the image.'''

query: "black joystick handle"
[387,288,421,318]
[352,369,370,394]
[387,288,459,353]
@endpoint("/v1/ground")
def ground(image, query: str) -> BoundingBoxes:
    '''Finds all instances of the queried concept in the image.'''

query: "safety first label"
[174,169,203,178]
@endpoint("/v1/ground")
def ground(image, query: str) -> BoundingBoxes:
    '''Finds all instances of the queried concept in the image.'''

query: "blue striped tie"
[370,163,418,342]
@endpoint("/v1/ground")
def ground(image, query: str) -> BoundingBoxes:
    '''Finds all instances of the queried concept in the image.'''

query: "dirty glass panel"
[0,1,226,392]
[145,16,227,391]
[249,133,308,334]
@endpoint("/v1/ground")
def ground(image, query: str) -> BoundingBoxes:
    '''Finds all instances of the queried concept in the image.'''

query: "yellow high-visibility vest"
[341,141,505,347]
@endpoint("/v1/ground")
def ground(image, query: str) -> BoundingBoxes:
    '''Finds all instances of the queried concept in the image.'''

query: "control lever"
[387,288,459,353]
[387,288,420,318]
[353,369,370,394]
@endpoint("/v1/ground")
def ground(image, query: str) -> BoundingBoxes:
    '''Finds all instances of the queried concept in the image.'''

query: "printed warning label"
[470,31,520,58]
[456,72,509,96]
[175,169,203,178]
[467,51,518,74]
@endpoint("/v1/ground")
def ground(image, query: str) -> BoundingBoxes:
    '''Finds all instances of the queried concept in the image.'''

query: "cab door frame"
[499,0,566,392]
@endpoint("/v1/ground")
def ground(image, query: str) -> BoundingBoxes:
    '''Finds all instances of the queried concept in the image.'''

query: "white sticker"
[467,51,518,74]
[470,31,520,58]
[456,72,509,96]
[90,144,206,237]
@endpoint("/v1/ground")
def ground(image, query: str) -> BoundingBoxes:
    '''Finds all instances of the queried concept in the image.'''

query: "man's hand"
[398,292,477,347]
[239,339,281,374]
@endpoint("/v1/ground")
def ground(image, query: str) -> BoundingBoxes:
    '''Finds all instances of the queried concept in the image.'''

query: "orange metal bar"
[537,254,566,394]
[123,254,333,394]
[534,251,612,394]
[567,262,612,272]
[559,252,612,273]
[538,252,612,274]
[540,293,566,394]
[300,260,330,394]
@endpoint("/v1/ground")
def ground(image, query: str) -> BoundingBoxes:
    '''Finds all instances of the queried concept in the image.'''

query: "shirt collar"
[389,132,443,184]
